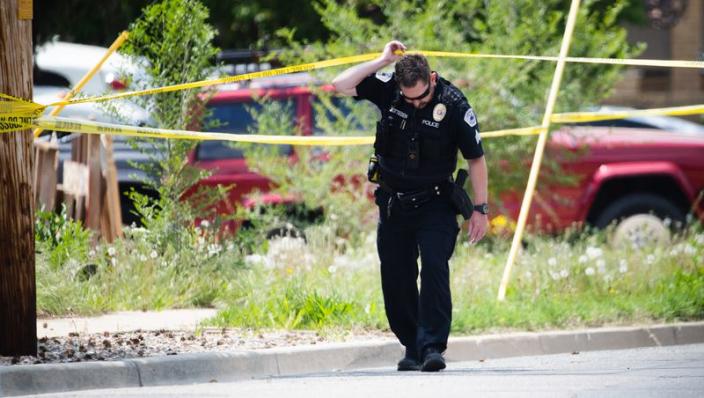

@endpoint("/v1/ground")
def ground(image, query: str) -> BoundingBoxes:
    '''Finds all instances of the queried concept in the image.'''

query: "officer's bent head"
[395,54,437,109]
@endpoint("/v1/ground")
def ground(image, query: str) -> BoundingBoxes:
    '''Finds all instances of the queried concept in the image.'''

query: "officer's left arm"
[453,102,489,243]
[467,155,488,244]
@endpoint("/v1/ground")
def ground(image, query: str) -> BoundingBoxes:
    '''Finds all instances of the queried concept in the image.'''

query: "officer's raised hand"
[332,40,407,96]
[380,40,407,64]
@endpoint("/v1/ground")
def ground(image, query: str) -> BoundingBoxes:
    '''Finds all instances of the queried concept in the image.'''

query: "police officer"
[333,40,489,372]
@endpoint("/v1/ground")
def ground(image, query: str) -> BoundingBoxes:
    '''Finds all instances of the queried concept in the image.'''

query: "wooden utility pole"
[0,0,37,356]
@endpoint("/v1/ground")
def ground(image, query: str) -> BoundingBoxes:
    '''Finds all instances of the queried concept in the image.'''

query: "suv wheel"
[594,193,685,248]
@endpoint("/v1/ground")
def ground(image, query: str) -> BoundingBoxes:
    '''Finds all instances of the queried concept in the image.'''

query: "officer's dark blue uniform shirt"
[355,71,484,191]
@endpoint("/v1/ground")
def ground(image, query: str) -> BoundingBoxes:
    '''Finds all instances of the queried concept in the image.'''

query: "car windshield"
[311,95,377,135]
[198,99,295,161]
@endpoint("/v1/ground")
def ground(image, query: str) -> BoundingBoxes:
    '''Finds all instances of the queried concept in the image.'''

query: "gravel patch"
[0,328,394,366]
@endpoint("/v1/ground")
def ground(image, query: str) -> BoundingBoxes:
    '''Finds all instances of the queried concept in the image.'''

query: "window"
[197,99,295,161]
[311,95,377,135]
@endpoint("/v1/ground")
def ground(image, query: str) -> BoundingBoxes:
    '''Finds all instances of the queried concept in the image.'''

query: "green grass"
[36,211,704,336]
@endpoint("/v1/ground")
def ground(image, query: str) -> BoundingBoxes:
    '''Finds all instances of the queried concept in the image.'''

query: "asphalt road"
[31,343,704,398]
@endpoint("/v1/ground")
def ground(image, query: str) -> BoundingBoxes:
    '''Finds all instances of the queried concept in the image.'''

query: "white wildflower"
[107,246,116,257]
[578,255,588,264]
[328,265,338,274]
[200,220,211,229]
[150,250,158,259]
[586,246,603,260]
[110,258,117,267]
[330,213,338,221]
[596,259,606,273]
[684,245,696,256]
[88,250,96,258]
[524,271,533,279]
[547,257,557,267]
[646,254,656,265]
[226,242,235,252]
[364,303,371,315]
[618,259,628,274]
[585,267,595,276]
[559,269,569,279]
[207,243,222,257]
[550,271,560,281]
[695,234,704,245]
[139,255,147,262]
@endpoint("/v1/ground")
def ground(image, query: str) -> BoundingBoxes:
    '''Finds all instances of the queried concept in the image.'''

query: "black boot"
[397,347,420,371]
[421,347,446,372]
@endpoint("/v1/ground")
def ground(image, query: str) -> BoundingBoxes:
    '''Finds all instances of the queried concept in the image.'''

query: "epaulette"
[438,78,467,108]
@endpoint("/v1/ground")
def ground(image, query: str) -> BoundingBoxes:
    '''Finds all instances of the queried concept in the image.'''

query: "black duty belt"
[379,181,452,217]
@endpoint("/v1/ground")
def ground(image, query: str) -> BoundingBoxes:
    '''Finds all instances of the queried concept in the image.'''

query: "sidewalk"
[1,315,703,397]
[37,309,218,338]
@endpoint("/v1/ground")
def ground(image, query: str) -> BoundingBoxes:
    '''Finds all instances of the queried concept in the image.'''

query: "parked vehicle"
[191,88,704,245]
[501,123,704,246]
[33,41,704,243]
[34,40,135,95]
[33,41,156,226]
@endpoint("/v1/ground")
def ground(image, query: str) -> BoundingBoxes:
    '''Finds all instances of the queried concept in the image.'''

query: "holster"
[450,169,473,220]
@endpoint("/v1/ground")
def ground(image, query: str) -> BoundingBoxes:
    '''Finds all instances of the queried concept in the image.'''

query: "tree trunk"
[0,0,37,356]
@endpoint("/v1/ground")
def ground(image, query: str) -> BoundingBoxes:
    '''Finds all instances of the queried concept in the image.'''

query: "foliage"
[209,224,704,332]
[267,0,643,207]
[35,205,92,270]
[33,1,647,50]
[232,93,378,246]
[36,213,704,332]
[32,0,329,50]
[35,221,254,317]
[104,0,224,235]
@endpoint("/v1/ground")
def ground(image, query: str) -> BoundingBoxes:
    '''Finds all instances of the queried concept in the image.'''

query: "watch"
[473,203,489,215]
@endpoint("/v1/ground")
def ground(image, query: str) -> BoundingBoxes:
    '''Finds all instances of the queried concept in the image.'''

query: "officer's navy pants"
[375,189,460,358]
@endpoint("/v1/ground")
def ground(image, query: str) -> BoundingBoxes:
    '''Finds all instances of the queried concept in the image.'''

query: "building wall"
[605,1,703,108]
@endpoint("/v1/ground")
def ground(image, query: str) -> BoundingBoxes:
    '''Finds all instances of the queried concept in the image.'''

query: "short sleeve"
[354,72,396,111]
[453,101,484,160]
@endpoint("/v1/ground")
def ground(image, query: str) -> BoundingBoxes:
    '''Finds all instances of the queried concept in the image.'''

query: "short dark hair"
[394,54,430,88]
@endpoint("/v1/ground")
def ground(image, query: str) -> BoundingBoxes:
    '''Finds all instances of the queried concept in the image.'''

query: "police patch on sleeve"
[375,72,392,83]
[464,108,477,127]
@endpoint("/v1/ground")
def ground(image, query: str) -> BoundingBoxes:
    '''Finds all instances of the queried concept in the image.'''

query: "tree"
[1,0,37,356]
[32,0,330,50]
[105,0,222,245]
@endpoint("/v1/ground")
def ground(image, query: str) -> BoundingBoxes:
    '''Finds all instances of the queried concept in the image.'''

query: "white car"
[34,41,157,225]
[34,40,137,95]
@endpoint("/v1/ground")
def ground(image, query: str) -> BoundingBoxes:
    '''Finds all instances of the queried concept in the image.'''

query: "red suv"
[187,82,339,232]
[189,84,704,244]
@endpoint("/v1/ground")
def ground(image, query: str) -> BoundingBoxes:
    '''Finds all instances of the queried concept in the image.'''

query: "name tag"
[421,119,439,128]
[389,107,408,119]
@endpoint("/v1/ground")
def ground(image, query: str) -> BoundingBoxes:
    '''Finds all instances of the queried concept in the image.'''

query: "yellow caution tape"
[551,104,704,123]
[479,126,545,138]
[36,116,374,145]
[32,50,704,110]
[0,93,46,133]
[1,48,703,137]
[413,50,704,69]
[31,116,542,145]
[48,53,380,107]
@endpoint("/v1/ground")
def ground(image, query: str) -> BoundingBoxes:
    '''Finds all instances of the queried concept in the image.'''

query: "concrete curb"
[2,321,703,396]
